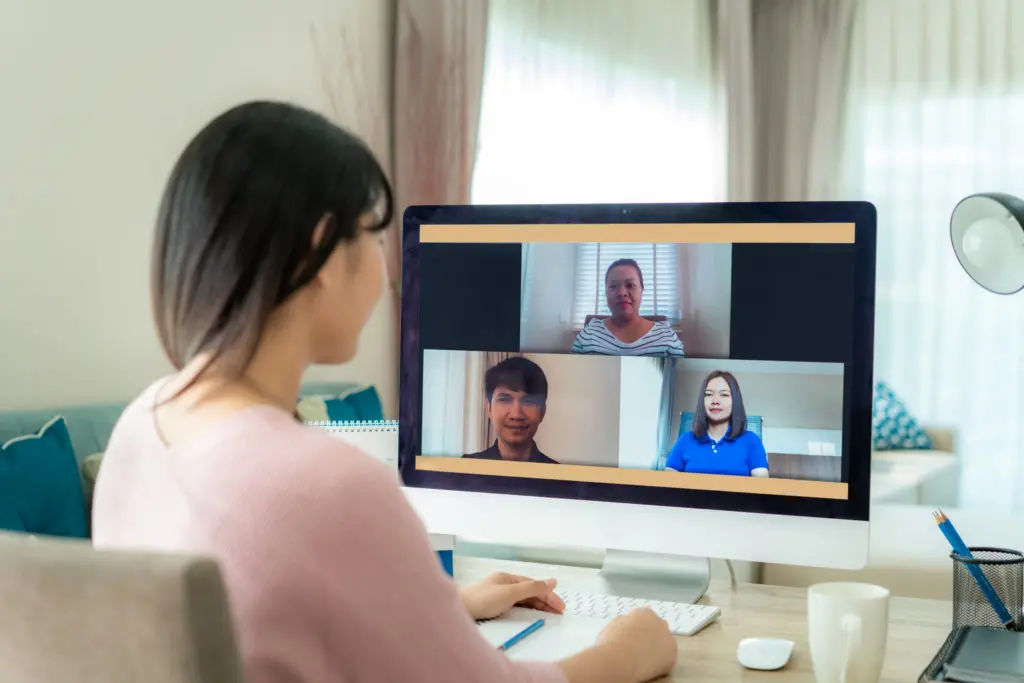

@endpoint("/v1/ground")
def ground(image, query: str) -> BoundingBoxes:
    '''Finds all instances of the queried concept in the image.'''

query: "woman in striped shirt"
[570,258,685,357]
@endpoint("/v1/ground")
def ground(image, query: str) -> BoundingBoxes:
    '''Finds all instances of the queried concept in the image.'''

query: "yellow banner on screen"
[415,456,849,500]
[419,223,856,244]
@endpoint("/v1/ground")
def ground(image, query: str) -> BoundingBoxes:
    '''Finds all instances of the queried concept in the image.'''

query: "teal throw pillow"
[871,381,933,451]
[0,416,88,538]
[298,385,384,423]
[324,385,383,422]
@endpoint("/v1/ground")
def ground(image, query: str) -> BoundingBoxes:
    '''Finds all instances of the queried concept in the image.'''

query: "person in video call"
[91,102,676,683]
[570,258,685,357]
[463,356,559,464]
[664,370,770,477]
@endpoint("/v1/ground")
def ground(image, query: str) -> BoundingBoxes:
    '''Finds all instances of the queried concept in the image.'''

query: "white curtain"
[420,351,489,456]
[715,0,858,202]
[842,0,1024,511]
[471,0,724,205]
[655,357,678,470]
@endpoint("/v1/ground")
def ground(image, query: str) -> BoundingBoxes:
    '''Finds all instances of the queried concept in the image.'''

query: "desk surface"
[455,556,950,682]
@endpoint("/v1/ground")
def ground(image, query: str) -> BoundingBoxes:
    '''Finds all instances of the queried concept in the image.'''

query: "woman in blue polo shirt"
[665,370,770,477]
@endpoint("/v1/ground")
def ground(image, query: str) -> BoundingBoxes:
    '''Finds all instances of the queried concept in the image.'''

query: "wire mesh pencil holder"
[951,547,1024,631]
[919,548,1024,681]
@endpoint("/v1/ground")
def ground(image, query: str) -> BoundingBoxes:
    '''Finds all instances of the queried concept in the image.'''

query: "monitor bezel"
[398,202,876,523]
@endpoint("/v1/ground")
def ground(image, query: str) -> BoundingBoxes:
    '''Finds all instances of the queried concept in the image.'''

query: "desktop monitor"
[399,202,876,603]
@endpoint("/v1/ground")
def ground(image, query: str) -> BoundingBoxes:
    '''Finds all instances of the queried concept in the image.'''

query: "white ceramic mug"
[807,582,890,683]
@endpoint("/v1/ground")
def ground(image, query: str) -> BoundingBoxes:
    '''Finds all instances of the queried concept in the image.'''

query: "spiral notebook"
[306,420,399,476]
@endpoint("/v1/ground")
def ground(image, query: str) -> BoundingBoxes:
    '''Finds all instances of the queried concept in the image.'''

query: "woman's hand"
[460,572,566,621]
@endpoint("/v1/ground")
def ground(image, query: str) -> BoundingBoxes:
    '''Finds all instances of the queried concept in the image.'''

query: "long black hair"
[691,370,747,439]
[151,100,393,391]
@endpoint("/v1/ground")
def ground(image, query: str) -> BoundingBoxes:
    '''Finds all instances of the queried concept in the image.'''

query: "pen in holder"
[951,547,1024,630]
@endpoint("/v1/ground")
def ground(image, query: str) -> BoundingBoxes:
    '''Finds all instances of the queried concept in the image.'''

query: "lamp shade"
[950,192,1024,295]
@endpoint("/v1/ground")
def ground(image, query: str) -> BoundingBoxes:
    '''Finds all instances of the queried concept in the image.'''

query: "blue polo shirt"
[664,428,769,476]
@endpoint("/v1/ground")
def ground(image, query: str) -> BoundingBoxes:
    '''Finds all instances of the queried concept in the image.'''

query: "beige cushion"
[295,396,330,422]
[0,532,244,683]
[79,452,104,507]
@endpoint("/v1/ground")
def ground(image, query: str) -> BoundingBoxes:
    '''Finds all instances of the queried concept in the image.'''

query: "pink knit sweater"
[92,382,566,683]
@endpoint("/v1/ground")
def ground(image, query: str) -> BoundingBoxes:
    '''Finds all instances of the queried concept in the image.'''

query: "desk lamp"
[950,192,1024,294]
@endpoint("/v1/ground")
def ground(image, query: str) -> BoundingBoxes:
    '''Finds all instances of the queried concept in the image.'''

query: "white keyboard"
[557,590,721,636]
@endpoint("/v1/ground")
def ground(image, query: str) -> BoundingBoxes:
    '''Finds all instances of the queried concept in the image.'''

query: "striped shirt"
[570,319,685,357]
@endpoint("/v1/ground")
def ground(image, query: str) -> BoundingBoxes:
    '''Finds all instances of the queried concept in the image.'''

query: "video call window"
[521,242,731,358]
[406,217,873,515]
[420,350,848,500]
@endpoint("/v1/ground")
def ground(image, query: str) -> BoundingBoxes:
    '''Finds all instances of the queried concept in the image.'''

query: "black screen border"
[399,202,876,522]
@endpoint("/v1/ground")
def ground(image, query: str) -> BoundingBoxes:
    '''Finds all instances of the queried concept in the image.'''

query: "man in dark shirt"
[463,356,558,464]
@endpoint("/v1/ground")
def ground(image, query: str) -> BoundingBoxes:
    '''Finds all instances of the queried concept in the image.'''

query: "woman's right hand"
[597,608,678,682]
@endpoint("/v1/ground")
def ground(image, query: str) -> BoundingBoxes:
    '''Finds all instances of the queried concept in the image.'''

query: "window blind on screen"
[572,243,680,327]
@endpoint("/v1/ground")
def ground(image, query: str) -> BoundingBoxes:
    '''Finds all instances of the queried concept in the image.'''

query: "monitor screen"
[399,203,875,522]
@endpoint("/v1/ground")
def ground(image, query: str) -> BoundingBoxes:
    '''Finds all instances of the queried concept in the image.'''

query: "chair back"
[584,314,668,327]
[0,531,245,683]
[678,411,763,439]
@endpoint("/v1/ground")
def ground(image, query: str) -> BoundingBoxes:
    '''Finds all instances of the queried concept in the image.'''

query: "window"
[471,0,723,207]
[843,0,1024,511]
[571,243,680,327]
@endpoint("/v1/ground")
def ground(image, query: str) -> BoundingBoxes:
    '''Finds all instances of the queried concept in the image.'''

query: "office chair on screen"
[583,314,669,326]
[0,531,245,683]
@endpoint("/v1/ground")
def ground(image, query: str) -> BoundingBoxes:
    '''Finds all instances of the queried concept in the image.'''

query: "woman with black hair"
[91,101,675,683]
[571,258,684,357]
[665,370,769,477]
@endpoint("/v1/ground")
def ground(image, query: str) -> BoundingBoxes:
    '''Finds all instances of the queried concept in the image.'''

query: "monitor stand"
[565,550,711,605]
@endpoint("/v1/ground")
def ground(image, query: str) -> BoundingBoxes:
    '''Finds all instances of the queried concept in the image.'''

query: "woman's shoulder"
[649,320,681,339]
[676,429,699,445]
[736,429,764,445]
[581,317,609,333]
[250,419,394,484]
[115,396,393,499]
[642,320,684,354]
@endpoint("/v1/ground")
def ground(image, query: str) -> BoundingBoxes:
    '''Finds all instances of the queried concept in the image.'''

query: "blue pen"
[498,618,546,652]
[934,509,1015,628]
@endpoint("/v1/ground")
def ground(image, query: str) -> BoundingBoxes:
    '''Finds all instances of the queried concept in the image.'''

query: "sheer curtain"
[842,0,1024,511]
[471,0,723,205]
[420,351,490,456]
[655,357,678,470]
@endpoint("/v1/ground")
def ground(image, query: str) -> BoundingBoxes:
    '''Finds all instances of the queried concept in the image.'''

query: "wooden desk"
[456,557,950,682]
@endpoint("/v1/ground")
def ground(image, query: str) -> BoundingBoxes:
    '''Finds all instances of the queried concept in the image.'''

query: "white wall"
[673,359,844,456]
[520,243,577,351]
[522,354,620,467]
[617,357,663,469]
[519,243,731,356]
[676,243,731,359]
[0,0,398,415]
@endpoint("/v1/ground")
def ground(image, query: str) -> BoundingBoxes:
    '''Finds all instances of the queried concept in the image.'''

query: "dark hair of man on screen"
[484,356,548,405]
[691,370,748,440]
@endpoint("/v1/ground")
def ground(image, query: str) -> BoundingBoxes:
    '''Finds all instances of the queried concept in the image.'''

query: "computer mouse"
[736,637,794,671]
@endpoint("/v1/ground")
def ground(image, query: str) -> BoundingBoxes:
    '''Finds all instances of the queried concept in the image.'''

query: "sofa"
[0,381,384,539]
[870,426,960,507]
